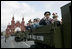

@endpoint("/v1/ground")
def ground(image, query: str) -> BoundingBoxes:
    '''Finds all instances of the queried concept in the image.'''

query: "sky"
[1,1,71,32]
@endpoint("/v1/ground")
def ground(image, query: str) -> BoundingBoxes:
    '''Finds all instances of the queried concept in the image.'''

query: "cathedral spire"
[12,16,14,20]
[22,17,24,21]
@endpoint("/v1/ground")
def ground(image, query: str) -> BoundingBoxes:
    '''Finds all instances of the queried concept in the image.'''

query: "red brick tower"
[21,17,25,32]
[11,16,15,34]
[6,23,11,36]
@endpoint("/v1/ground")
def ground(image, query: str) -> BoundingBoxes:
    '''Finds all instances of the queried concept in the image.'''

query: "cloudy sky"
[1,1,71,32]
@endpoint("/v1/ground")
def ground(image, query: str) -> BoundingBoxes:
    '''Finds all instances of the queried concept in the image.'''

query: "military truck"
[14,31,26,42]
[26,21,62,48]
[25,2,71,48]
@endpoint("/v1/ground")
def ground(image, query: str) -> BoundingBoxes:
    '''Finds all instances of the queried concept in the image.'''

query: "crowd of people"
[26,11,62,30]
